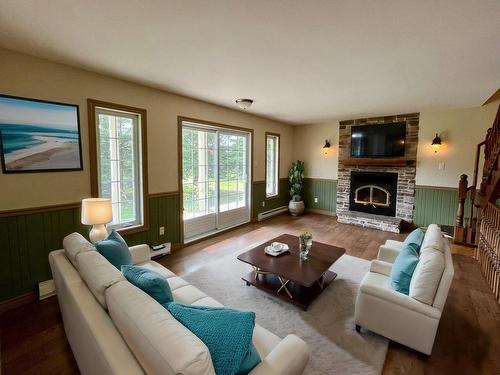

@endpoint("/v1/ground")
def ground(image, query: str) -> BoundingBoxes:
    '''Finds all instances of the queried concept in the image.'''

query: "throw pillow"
[402,228,424,252]
[95,229,133,270]
[122,265,173,305]
[409,247,445,305]
[390,242,420,294]
[166,303,261,375]
[420,224,445,253]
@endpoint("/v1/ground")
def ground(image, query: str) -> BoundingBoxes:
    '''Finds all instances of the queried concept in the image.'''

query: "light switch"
[159,226,165,235]
[438,162,445,171]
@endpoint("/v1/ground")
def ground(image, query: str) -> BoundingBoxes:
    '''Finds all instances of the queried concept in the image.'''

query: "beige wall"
[0,48,295,211]
[416,100,499,187]
[292,102,500,187]
[293,121,339,180]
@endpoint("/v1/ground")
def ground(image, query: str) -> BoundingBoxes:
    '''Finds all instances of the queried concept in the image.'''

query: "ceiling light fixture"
[235,98,253,110]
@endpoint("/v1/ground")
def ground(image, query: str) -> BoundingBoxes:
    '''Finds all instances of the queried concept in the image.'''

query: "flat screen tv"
[351,122,406,158]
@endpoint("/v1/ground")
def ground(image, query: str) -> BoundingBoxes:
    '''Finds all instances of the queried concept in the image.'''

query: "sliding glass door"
[182,121,251,242]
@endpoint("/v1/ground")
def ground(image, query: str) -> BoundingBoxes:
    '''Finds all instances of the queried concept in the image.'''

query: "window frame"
[177,116,254,245]
[265,132,280,199]
[88,99,149,235]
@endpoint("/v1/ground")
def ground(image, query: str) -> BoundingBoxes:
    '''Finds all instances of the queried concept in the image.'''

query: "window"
[88,99,148,232]
[265,132,280,197]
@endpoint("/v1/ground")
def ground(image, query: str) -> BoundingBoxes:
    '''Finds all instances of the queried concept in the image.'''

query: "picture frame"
[0,94,83,173]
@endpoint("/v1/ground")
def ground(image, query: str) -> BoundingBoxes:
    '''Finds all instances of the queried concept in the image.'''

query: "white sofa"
[49,233,309,375]
[354,225,454,355]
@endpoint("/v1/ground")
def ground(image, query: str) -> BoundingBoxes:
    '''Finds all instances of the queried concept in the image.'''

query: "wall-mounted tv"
[351,122,406,158]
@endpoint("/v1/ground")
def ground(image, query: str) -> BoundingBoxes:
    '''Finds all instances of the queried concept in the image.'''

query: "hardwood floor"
[1,213,499,374]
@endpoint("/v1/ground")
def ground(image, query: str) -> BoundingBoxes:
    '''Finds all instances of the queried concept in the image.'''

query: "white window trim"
[265,133,280,198]
[94,106,145,231]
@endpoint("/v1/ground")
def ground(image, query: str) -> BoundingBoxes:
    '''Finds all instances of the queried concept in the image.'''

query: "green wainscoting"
[0,194,180,302]
[251,179,289,218]
[303,178,337,213]
[413,186,469,227]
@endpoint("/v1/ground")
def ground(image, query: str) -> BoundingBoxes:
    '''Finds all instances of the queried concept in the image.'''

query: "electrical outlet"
[262,201,265,207]
[159,226,165,236]
[314,197,318,203]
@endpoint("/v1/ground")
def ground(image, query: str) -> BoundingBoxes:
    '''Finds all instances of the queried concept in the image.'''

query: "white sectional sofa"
[49,233,309,375]
[354,225,454,355]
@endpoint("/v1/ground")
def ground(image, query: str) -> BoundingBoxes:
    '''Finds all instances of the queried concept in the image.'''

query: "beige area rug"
[182,244,388,375]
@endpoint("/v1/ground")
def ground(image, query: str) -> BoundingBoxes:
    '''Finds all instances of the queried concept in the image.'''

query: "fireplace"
[349,171,398,217]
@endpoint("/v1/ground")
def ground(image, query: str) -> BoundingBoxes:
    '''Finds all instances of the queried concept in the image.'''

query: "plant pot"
[289,200,305,216]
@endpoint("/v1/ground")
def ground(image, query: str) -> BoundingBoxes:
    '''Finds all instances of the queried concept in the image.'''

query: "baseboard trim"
[306,208,337,217]
[0,291,37,314]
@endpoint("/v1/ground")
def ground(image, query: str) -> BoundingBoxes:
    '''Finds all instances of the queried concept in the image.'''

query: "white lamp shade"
[81,198,113,225]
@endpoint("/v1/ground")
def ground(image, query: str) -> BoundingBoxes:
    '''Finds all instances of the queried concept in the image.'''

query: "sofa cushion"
[78,250,125,308]
[390,243,420,294]
[63,232,95,269]
[421,224,444,253]
[106,281,215,375]
[96,230,133,270]
[136,260,177,279]
[122,265,173,305]
[402,228,424,252]
[409,248,445,305]
[166,303,260,375]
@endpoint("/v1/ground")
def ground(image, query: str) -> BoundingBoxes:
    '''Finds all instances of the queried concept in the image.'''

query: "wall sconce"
[322,139,331,155]
[431,133,442,153]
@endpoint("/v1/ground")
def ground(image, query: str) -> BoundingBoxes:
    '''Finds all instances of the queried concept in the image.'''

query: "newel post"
[456,174,468,228]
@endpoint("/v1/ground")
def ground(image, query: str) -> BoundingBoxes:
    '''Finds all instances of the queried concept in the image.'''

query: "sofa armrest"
[377,245,401,263]
[370,260,392,277]
[249,334,309,375]
[129,244,151,264]
[360,281,441,320]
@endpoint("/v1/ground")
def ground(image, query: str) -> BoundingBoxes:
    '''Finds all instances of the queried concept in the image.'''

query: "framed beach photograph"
[0,94,83,173]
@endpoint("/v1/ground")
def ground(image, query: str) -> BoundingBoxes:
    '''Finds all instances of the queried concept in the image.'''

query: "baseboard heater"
[257,206,288,221]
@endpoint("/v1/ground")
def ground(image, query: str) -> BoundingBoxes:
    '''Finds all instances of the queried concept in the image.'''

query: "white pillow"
[409,248,445,305]
[421,224,444,253]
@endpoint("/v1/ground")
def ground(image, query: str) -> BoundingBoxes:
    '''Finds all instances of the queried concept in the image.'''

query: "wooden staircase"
[455,104,500,302]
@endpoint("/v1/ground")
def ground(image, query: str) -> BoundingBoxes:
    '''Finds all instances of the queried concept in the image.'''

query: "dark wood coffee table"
[237,234,346,310]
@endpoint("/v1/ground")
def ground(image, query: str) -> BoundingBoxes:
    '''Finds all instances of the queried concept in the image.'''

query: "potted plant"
[288,160,305,216]
[299,231,313,260]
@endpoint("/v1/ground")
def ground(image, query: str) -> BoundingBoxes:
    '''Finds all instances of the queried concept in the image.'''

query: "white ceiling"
[0,1,499,124]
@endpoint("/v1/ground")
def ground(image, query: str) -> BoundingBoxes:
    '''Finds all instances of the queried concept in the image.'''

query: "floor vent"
[38,280,56,300]
[257,206,288,221]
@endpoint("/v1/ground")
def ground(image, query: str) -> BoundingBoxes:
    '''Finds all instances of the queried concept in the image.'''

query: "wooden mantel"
[341,158,414,167]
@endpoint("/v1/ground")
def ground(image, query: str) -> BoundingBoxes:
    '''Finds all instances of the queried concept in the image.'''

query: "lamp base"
[89,224,108,244]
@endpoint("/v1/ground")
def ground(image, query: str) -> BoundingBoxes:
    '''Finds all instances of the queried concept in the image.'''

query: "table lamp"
[81,198,113,243]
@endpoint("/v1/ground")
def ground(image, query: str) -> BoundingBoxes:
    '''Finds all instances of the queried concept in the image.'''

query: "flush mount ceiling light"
[431,133,442,153]
[235,98,253,110]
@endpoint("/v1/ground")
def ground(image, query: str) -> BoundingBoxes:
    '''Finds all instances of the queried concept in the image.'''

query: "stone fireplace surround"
[336,113,419,233]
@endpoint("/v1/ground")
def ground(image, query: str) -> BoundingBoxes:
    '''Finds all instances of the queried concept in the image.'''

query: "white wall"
[416,100,499,187]
[293,121,339,180]
[0,48,295,210]
[291,102,500,187]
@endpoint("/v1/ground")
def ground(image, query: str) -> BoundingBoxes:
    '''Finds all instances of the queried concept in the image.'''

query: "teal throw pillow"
[95,229,133,270]
[166,303,261,375]
[402,228,424,252]
[390,243,420,294]
[122,265,173,305]
[236,342,261,375]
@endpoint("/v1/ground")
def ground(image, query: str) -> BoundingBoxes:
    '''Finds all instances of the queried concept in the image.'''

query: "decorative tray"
[264,242,290,256]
